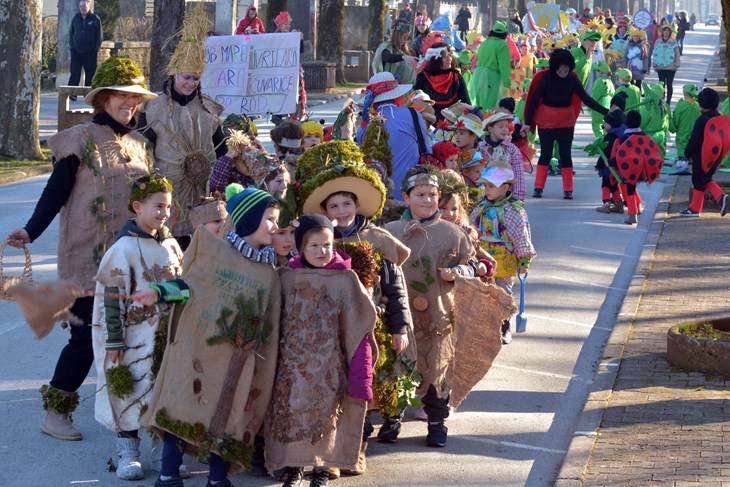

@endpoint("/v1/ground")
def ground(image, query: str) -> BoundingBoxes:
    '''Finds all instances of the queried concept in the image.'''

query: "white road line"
[574,431,598,437]
[526,313,613,332]
[569,245,633,258]
[0,377,97,392]
[491,364,590,383]
[583,221,637,229]
[461,435,567,454]
[550,275,628,292]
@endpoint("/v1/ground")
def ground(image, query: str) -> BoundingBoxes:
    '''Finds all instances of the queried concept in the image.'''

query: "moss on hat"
[295,140,364,183]
[438,169,468,205]
[91,56,148,91]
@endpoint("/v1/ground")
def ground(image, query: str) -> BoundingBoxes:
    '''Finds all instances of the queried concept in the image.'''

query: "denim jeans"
[161,433,230,481]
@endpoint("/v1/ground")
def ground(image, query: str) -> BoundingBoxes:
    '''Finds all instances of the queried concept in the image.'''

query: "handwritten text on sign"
[202,33,300,116]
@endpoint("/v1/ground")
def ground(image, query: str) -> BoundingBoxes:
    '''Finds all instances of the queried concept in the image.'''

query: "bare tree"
[0,0,44,160]
[149,0,185,91]
[369,0,385,50]
[317,0,345,83]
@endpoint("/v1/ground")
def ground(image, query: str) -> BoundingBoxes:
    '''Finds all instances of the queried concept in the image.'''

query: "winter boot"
[501,320,512,344]
[280,467,304,487]
[595,202,611,213]
[426,422,448,447]
[39,384,81,441]
[561,167,574,196]
[609,201,624,214]
[116,436,144,480]
[309,468,331,487]
[377,417,402,443]
[534,164,549,194]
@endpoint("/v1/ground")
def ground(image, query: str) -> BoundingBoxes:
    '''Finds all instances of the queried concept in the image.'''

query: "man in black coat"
[455,4,472,42]
[69,0,102,93]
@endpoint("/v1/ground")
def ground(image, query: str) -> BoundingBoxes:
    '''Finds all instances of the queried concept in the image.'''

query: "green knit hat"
[615,67,632,81]
[492,21,507,34]
[84,56,156,105]
[592,62,611,74]
[294,141,386,219]
[682,84,699,98]
[581,30,603,42]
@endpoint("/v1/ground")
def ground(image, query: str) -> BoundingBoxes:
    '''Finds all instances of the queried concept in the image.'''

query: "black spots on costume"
[616,135,664,185]
[702,116,730,172]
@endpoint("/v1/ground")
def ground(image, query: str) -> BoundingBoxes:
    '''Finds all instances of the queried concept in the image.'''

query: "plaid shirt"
[209,155,253,194]
[472,195,536,266]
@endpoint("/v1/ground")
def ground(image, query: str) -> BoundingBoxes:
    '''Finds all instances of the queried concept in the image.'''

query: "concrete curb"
[554,172,679,487]
[0,165,53,185]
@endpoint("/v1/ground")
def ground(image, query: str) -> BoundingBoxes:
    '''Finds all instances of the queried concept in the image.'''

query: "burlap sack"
[264,268,376,472]
[450,276,517,409]
[141,227,280,472]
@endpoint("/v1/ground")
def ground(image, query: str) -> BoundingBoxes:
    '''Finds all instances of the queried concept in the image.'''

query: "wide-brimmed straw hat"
[365,72,413,104]
[84,56,157,105]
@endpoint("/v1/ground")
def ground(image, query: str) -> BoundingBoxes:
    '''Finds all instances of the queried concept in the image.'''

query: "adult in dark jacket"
[676,12,690,55]
[522,48,609,199]
[68,0,102,90]
[5,57,155,442]
[413,42,471,120]
[680,88,730,217]
[455,4,472,41]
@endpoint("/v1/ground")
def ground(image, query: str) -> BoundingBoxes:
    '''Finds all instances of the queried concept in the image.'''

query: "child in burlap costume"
[138,186,283,487]
[306,141,415,468]
[92,174,183,481]
[266,214,377,487]
[385,165,479,447]
[470,161,537,344]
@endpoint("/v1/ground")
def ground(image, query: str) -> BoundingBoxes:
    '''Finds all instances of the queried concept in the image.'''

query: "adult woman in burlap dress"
[5,56,155,442]
[139,7,227,248]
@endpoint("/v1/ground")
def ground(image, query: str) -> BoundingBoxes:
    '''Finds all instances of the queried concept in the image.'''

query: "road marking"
[569,245,635,258]
[527,313,613,332]
[461,435,567,454]
[574,431,598,437]
[491,364,590,383]
[69,481,100,485]
[0,377,97,392]
[583,221,636,229]
[550,275,628,292]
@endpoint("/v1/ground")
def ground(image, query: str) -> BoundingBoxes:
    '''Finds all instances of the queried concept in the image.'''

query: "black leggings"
[537,127,574,168]
[49,297,94,393]
[656,70,676,103]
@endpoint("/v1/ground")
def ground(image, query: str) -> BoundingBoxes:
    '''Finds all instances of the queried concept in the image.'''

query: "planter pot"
[666,317,730,378]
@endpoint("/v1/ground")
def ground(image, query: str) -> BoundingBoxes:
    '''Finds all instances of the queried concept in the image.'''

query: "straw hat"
[482,111,513,129]
[166,5,211,75]
[84,56,157,105]
[365,72,413,104]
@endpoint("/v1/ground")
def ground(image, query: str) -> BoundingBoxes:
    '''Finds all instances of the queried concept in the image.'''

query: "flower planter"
[666,317,730,378]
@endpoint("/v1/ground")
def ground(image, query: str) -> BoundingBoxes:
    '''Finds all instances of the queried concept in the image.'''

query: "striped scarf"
[226,231,277,265]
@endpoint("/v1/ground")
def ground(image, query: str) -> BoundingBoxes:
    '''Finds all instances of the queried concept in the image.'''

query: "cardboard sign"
[633,9,653,29]
[202,33,300,116]
[530,3,561,31]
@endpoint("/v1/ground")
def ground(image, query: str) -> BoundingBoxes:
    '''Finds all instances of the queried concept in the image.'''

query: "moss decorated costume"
[92,219,183,432]
[264,264,376,472]
[141,227,281,472]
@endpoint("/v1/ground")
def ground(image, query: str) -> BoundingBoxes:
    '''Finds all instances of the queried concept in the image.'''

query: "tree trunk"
[0,0,44,160]
[317,0,345,83]
[208,349,248,437]
[723,0,730,99]
[369,0,385,51]
[266,0,288,33]
[149,0,185,92]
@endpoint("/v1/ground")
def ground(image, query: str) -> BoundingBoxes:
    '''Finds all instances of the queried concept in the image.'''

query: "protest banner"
[202,33,300,116]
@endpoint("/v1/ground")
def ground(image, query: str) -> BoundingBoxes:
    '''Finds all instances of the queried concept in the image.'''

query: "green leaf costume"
[639,82,670,157]
[615,83,642,111]
[469,36,512,110]
[590,77,615,137]
[669,98,701,158]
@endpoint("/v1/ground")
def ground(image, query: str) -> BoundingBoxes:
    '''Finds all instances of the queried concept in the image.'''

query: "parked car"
[705,13,720,26]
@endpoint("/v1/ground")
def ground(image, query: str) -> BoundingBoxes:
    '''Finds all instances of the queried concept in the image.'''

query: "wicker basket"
[0,241,33,300]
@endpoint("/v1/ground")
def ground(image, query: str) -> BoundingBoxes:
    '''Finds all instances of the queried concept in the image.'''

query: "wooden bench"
[57,85,93,132]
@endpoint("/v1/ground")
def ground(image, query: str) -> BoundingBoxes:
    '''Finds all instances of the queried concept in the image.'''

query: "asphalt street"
[2,25,719,487]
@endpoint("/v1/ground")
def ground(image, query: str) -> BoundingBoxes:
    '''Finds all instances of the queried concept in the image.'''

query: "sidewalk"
[557,170,730,486]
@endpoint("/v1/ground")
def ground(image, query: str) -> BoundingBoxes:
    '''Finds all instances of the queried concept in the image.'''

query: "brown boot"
[341,441,367,476]
[40,410,82,441]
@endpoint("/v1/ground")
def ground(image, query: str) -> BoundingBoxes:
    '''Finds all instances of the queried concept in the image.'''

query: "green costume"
[590,65,615,137]
[469,22,512,110]
[372,41,415,84]
[669,86,701,158]
[570,46,591,88]
[639,82,670,157]
[615,83,642,111]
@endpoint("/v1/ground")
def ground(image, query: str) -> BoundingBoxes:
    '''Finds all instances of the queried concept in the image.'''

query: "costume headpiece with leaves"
[294,141,386,219]
[128,171,174,213]
[84,56,156,105]
[226,129,279,187]
[167,5,211,75]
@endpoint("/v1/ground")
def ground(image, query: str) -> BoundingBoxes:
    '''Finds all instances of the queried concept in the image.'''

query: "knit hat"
[432,141,460,162]
[293,214,335,252]
[274,11,292,28]
[166,5,210,75]
[610,92,627,111]
[498,97,516,113]
[226,185,277,237]
[295,140,386,218]
[698,88,720,110]
[84,56,157,105]
[615,67,632,81]
[682,84,699,98]
[189,197,228,229]
[128,172,173,213]
[592,61,611,74]
[603,109,625,128]
[301,120,324,139]
[625,110,642,129]
[450,113,484,137]
[478,161,515,186]
[492,21,507,34]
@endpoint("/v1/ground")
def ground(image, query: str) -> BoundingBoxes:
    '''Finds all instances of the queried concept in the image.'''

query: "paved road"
[2,25,719,487]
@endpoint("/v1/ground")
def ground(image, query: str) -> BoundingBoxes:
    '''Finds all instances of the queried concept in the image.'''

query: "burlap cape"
[264,268,376,472]
[141,227,280,472]
[450,276,517,408]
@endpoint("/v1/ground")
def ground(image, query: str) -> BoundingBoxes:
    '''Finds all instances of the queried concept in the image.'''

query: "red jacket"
[235,6,265,35]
